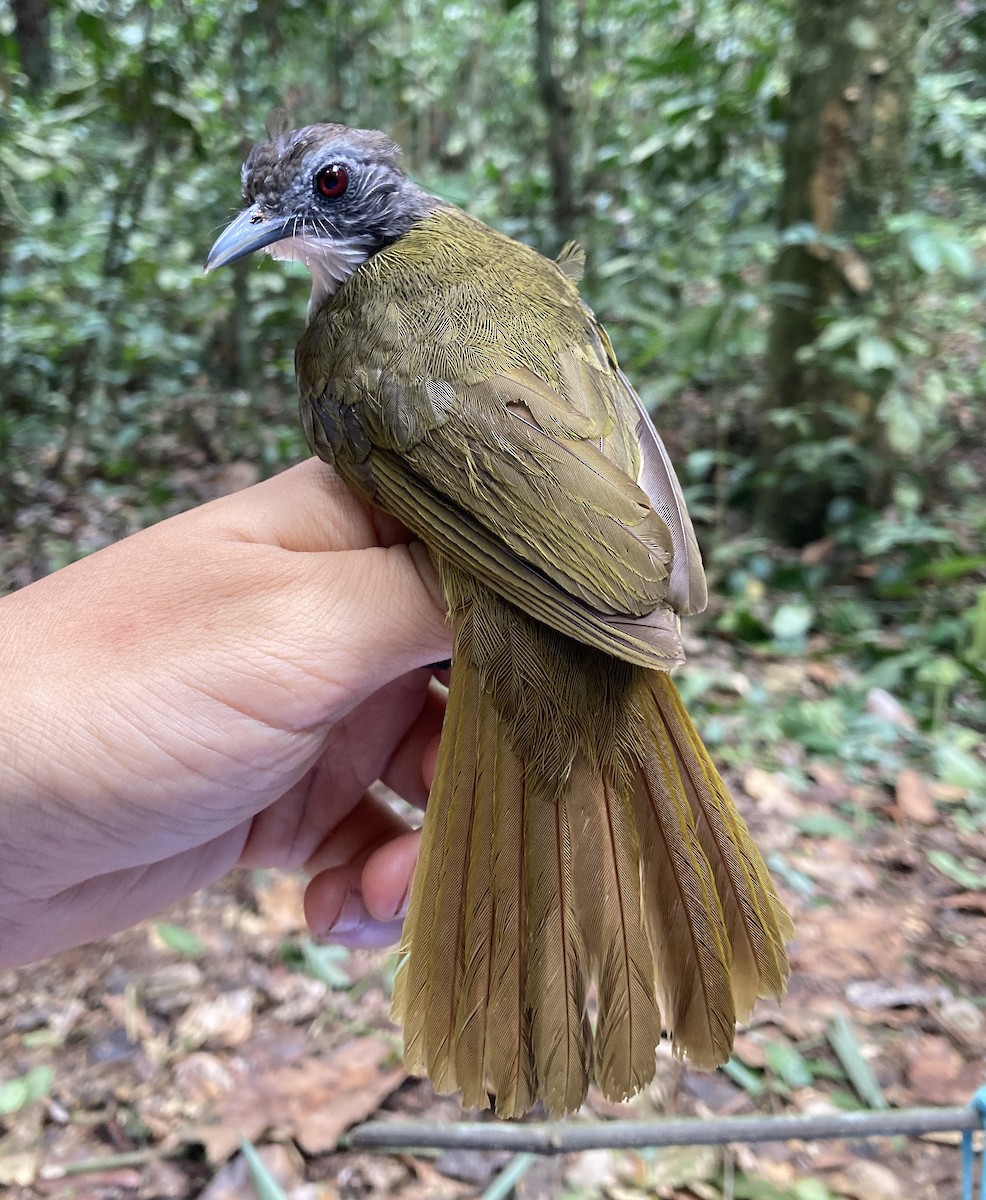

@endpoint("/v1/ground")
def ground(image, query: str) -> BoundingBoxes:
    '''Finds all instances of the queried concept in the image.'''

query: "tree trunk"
[759,0,919,545]
[534,0,577,246]
[10,0,52,95]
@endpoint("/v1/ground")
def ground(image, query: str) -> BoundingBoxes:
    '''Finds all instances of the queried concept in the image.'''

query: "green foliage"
[282,937,352,989]
[154,922,207,957]
[0,1065,54,1114]
[1,0,982,793]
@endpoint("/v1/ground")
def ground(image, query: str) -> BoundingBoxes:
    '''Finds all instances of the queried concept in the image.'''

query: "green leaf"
[297,938,352,989]
[723,1056,765,1096]
[154,923,206,957]
[879,389,922,456]
[857,334,898,373]
[907,230,942,273]
[770,602,814,643]
[794,813,854,838]
[0,1066,54,1115]
[816,316,868,352]
[239,1140,289,1200]
[938,236,975,277]
[763,1040,814,1089]
[925,555,986,580]
[927,849,986,889]
[826,1014,888,1110]
[934,743,986,793]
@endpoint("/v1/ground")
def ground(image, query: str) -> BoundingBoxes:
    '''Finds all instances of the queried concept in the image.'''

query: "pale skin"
[0,459,452,970]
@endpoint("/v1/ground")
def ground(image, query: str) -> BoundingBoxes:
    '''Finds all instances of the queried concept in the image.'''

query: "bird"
[206,119,791,1118]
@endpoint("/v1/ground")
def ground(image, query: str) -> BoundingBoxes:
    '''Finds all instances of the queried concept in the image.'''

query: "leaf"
[938,236,975,277]
[763,1040,813,1089]
[927,849,986,889]
[297,938,352,989]
[816,316,868,351]
[722,1056,765,1096]
[895,769,936,824]
[878,389,922,456]
[856,334,898,373]
[934,741,986,793]
[155,922,206,957]
[907,230,942,274]
[0,1066,54,1115]
[240,1140,289,1200]
[770,602,814,643]
[794,813,855,838]
[826,1014,888,1110]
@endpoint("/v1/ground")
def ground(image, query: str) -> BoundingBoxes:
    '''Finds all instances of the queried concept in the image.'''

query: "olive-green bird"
[207,121,792,1118]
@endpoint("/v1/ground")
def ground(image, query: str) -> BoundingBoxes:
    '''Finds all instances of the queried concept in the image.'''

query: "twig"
[349,1104,983,1156]
[40,1147,176,1180]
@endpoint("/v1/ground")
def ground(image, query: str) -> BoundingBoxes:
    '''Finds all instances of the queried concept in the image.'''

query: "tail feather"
[648,674,792,1017]
[452,665,497,1109]
[524,781,592,1116]
[570,757,663,1100]
[633,690,736,1068]
[484,719,536,1116]
[392,654,479,1092]
[422,659,484,1093]
[392,666,466,1078]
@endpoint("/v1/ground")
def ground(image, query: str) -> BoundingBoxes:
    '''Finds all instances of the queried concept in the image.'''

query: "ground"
[2,628,983,1200]
[1,455,984,1200]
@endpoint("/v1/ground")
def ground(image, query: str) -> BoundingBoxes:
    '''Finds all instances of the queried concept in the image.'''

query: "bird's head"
[205,121,432,309]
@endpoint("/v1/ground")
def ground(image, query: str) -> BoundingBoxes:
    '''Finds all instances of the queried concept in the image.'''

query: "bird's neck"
[267,238,373,318]
[269,182,439,320]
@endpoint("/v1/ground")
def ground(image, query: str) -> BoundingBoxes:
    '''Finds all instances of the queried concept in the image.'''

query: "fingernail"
[329,891,364,934]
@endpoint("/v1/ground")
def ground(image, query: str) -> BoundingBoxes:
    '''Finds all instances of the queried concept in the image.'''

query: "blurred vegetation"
[1,0,983,807]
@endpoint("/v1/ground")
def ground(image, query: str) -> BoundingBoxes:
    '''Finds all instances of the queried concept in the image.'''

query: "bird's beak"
[205,204,296,271]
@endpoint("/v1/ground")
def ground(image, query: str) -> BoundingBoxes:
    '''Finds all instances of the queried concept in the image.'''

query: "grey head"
[206,122,434,312]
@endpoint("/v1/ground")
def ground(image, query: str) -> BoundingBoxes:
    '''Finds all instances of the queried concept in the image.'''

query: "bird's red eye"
[315,164,348,199]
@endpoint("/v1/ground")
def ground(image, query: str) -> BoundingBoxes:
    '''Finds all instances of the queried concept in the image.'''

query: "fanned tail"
[394,568,791,1117]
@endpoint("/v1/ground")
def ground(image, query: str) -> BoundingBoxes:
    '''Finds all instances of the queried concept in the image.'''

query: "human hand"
[0,459,451,968]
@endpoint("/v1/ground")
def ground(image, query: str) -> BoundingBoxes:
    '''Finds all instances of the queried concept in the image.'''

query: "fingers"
[304,829,421,949]
[378,680,445,808]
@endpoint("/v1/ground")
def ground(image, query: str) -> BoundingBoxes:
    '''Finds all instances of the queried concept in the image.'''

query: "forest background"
[0,1,984,1198]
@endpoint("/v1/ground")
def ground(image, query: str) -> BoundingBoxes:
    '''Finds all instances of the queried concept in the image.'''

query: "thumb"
[250,537,452,723]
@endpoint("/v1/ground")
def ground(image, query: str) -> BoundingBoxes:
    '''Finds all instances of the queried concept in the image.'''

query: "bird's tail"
[392,610,791,1118]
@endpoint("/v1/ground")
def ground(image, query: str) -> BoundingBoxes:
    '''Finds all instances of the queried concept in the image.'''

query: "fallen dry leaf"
[806,659,843,687]
[940,891,986,913]
[906,1034,970,1105]
[254,874,307,932]
[742,767,803,816]
[895,768,936,824]
[186,1036,404,1161]
[176,988,255,1050]
[828,1158,902,1200]
[866,687,915,729]
[936,997,986,1050]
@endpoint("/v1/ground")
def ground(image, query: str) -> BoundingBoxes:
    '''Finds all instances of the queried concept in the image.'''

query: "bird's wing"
[303,349,687,668]
[298,207,705,665]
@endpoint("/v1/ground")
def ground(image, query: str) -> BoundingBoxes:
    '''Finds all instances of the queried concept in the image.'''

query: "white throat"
[266,236,369,319]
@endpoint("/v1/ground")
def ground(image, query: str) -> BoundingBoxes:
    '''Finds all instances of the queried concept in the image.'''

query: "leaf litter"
[0,632,983,1200]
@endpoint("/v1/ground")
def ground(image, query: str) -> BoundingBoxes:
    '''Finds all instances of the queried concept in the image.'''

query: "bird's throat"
[266,236,369,318]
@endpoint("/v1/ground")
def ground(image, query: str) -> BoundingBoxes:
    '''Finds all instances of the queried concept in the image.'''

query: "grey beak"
[205,204,296,271]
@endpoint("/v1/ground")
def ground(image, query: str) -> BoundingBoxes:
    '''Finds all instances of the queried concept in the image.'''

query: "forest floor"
[1,470,984,1200]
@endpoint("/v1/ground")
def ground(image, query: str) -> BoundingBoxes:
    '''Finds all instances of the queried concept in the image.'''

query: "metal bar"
[349,1105,983,1155]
